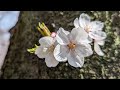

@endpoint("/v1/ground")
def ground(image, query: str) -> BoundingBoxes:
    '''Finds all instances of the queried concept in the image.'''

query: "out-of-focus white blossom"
[0,11,20,33]
[0,11,20,71]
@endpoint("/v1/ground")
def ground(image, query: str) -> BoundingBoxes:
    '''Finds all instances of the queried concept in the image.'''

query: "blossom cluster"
[28,13,107,68]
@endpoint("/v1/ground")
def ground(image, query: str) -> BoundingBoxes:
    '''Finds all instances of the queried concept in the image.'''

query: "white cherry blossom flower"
[54,27,93,68]
[35,36,59,67]
[74,13,107,56]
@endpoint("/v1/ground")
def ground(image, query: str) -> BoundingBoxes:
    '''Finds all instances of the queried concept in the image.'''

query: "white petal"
[89,31,107,40]
[95,40,105,46]
[82,36,93,43]
[70,27,88,43]
[90,21,104,31]
[67,51,84,68]
[54,44,68,62]
[0,11,20,32]
[56,27,70,45]
[35,46,48,58]
[75,43,93,57]
[74,18,79,28]
[45,52,59,67]
[94,42,104,56]
[39,36,54,47]
[63,29,70,35]
[79,13,91,29]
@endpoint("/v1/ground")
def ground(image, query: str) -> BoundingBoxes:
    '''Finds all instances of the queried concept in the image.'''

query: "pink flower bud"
[51,32,56,38]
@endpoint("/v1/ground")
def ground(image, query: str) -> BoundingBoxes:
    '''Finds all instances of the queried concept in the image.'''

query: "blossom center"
[67,42,76,49]
[48,44,55,52]
[85,25,91,33]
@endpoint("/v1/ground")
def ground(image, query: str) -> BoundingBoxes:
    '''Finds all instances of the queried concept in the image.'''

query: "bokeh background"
[0,11,120,79]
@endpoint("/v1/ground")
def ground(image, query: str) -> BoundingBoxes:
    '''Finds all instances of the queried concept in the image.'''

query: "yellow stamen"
[67,42,76,49]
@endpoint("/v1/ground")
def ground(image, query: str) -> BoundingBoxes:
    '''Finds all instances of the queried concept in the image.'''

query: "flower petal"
[82,36,93,43]
[56,27,70,45]
[67,51,84,68]
[74,18,79,28]
[90,21,104,31]
[54,44,69,62]
[95,40,105,46]
[79,13,91,29]
[75,43,93,57]
[35,46,48,58]
[45,52,59,67]
[89,31,107,40]
[70,27,88,43]
[94,42,104,56]
[39,36,54,47]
